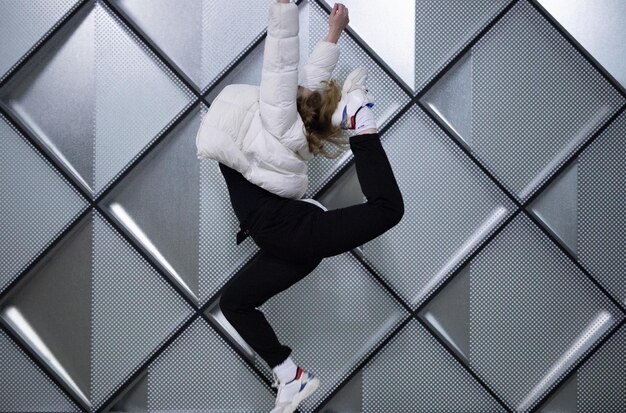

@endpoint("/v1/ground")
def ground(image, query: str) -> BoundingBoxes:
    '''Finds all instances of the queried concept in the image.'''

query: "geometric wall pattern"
[0,0,624,412]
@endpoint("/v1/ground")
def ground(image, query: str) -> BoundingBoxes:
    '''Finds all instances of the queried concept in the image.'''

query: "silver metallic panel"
[360,104,515,308]
[147,317,276,412]
[537,0,626,92]
[0,213,92,409]
[0,3,95,195]
[0,329,80,413]
[0,113,88,295]
[111,0,273,92]
[577,112,626,306]
[413,0,509,93]
[94,1,196,195]
[575,325,626,412]
[362,319,505,412]
[418,265,471,363]
[0,0,196,197]
[91,209,194,410]
[468,213,623,412]
[529,161,579,257]
[255,253,409,411]
[422,0,625,202]
[0,0,81,81]
[99,105,203,304]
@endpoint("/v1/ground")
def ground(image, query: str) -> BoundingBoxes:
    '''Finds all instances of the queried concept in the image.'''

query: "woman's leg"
[219,249,322,368]
[252,131,405,261]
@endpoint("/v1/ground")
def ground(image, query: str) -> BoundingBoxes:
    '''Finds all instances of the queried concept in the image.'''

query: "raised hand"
[325,3,349,43]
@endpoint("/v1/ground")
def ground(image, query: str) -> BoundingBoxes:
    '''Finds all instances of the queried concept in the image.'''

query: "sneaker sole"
[285,377,320,413]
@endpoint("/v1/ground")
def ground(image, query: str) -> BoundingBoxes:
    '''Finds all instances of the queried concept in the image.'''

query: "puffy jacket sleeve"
[298,40,340,91]
[259,2,301,146]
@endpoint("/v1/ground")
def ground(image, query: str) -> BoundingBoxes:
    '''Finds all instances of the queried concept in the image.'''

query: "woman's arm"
[298,3,349,91]
[325,3,349,43]
[258,1,301,144]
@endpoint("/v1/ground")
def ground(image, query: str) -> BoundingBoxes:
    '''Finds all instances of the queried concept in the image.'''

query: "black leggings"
[218,132,404,368]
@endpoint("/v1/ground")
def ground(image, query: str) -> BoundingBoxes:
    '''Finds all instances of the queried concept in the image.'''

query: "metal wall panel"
[0,0,624,412]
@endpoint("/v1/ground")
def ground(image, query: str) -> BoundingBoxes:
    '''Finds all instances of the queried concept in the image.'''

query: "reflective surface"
[537,0,626,92]
[421,0,625,202]
[1,0,625,411]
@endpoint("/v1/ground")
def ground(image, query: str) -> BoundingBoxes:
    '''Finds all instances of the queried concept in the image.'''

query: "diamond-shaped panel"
[100,103,261,306]
[0,0,81,81]
[0,329,81,413]
[0,0,196,197]
[467,213,623,411]
[91,209,194,409]
[361,319,505,413]
[537,0,626,91]
[0,113,88,294]
[421,0,625,202]
[147,317,276,411]
[357,103,515,308]
[110,0,274,92]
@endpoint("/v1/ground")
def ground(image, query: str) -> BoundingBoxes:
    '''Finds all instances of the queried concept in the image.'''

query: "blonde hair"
[296,79,350,159]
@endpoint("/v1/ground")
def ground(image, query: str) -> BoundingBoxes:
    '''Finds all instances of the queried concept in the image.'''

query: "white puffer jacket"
[195,2,340,199]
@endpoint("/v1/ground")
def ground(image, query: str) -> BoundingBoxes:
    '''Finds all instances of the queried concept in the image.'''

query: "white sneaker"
[270,366,320,413]
[331,67,375,130]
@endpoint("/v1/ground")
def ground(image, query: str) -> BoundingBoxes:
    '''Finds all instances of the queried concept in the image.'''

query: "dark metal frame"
[0,0,624,411]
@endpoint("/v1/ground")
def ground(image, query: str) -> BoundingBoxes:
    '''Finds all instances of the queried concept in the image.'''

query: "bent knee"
[376,196,404,229]
[219,286,242,313]
[388,197,405,227]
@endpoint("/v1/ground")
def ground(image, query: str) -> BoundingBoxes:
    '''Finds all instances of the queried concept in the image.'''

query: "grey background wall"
[0,0,625,412]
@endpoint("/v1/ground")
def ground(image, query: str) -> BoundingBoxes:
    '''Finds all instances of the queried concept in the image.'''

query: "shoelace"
[271,371,280,389]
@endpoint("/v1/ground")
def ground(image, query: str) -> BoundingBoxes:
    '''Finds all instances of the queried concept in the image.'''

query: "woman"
[196,2,404,412]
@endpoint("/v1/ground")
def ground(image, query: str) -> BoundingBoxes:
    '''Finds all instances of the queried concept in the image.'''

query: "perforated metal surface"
[111,0,273,92]
[360,104,515,308]
[578,111,626,306]
[470,0,625,201]
[576,325,626,412]
[468,213,623,412]
[362,319,505,413]
[0,329,80,413]
[94,0,195,195]
[423,0,625,202]
[0,0,81,81]
[0,113,88,294]
[147,317,275,411]
[0,0,625,411]
[91,210,194,410]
